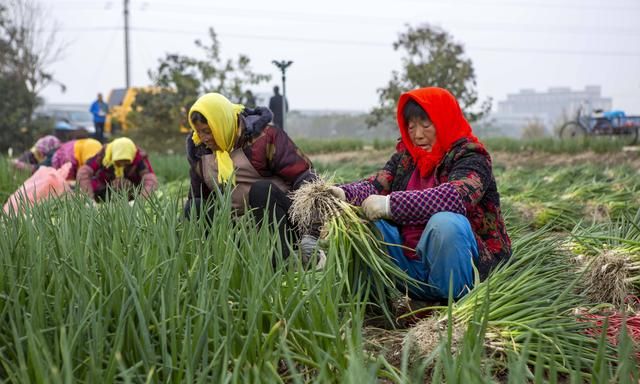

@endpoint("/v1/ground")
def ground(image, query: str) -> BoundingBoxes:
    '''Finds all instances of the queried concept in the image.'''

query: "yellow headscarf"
[102,137,137,178]
[189,93,245,184]
[74,138,102,166]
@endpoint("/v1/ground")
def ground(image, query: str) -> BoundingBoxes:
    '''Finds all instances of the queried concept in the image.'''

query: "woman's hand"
[328,186,346,201]
[361,195,391,221]
[298,234,326,269]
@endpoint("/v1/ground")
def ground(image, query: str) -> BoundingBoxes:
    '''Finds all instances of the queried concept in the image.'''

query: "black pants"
[184,181,298,261]
[248,180,298,260]
[94,122,105,143]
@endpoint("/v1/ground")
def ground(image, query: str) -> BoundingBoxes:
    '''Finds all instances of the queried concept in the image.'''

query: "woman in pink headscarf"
[50,138,102,180]
[11,135,61,173]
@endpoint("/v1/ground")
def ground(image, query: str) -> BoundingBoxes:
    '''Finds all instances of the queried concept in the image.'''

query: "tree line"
[2,0,489,152]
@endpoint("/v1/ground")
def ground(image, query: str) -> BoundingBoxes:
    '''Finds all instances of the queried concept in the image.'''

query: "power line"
[145,0,640,14]
[401,0,640,12]
[86,29,120,94]
[50,2,640,40]
[137,3,640,36]
[52,2,640,35]
[53,1,640,14]
[55,25,640,57]
[55,19,640,38]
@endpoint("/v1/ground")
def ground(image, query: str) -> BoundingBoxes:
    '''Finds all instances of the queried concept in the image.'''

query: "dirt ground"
[310,148,640,169]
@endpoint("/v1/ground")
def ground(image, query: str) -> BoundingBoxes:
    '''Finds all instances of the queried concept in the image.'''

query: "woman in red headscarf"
[330,87,511,301]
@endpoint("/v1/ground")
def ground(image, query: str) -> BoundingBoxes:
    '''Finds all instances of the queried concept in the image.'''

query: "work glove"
[361,195,391,221]
[298,234,327,269]
[328,186,346,201]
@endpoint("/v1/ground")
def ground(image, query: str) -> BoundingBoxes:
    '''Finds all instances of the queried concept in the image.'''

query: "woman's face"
[114,159,131,168]
[407,117,436,152]
[193,121,218,150]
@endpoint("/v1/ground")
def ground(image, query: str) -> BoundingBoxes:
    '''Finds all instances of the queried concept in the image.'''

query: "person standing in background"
[268,86,288,130]
[89,93,109,143]
[243,90,257,109]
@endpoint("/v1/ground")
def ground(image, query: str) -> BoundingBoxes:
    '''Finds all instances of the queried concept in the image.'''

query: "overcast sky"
[40,0,640,114]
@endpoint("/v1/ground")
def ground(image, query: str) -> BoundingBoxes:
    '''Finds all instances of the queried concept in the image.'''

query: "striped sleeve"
[389,183,466,226]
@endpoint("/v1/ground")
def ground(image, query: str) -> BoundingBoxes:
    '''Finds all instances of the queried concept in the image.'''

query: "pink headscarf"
[34,135,61,157]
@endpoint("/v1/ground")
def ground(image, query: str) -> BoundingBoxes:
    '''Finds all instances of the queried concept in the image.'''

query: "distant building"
[487,86,612,137]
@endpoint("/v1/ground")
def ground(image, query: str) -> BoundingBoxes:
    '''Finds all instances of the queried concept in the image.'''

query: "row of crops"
[1,145,639,382]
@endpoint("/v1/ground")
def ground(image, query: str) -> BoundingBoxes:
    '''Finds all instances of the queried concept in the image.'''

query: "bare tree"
[0,0,66,150]
[3,0,66,95]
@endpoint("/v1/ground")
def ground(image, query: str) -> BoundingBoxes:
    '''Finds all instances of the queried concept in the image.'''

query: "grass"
[0,192,384,382]
[483,136,633,154]
[294,138,367,154]
[293,136,633,156]
[1,137,640,382]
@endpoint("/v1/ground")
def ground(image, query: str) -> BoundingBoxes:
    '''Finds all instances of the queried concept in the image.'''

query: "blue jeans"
[374,212,479,301]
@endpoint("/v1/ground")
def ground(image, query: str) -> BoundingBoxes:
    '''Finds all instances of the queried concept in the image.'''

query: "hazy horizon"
[39,0,640,114]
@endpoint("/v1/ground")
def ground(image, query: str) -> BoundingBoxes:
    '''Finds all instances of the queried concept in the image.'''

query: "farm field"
[1,138,640,383]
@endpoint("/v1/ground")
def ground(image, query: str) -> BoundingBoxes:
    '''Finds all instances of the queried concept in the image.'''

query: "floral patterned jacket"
[77,147,157,200]
[341,138,511,279]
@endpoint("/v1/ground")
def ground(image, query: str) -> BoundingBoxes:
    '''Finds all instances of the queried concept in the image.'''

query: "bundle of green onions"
[568,213,640,306]
[289,178,416,321]
[402,228,616,376]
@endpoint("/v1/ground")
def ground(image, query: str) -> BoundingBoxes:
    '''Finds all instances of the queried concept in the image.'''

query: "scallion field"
[1,137,639,383]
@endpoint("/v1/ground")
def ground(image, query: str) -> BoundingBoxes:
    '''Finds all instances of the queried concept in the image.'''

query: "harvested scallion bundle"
[290,178,417,322]
[289,177,351,235]
[568,213,640,306]
[402,229,615,376]
[579,249,633,306]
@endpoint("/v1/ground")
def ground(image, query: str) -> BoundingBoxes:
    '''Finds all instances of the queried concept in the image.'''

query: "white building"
[488,86,612,137]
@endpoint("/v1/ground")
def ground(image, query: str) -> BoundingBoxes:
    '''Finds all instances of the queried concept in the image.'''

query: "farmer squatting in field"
[76,137,158,201]
[50,138,103,180]
[329,87,512,301]
[11,135,61,173]
[184,92,323,264]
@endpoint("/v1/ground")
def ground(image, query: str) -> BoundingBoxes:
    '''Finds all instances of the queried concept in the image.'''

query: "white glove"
[361,195,391,221]
[298,235,327,269]
[328,186,346,201]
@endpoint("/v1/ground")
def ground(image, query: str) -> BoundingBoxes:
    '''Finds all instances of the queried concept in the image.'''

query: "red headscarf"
[396,87,482,177]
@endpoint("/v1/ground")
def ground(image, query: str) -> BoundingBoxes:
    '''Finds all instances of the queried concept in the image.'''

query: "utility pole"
[124,0,131,88]
[271,60,293,130]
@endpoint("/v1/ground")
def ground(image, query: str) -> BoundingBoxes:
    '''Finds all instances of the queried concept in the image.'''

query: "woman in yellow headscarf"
[76,137,158,201]
[50,138,103,180]
[185,92,321,263]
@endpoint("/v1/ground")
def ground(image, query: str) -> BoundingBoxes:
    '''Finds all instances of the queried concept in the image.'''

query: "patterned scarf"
[32,135,61,162]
